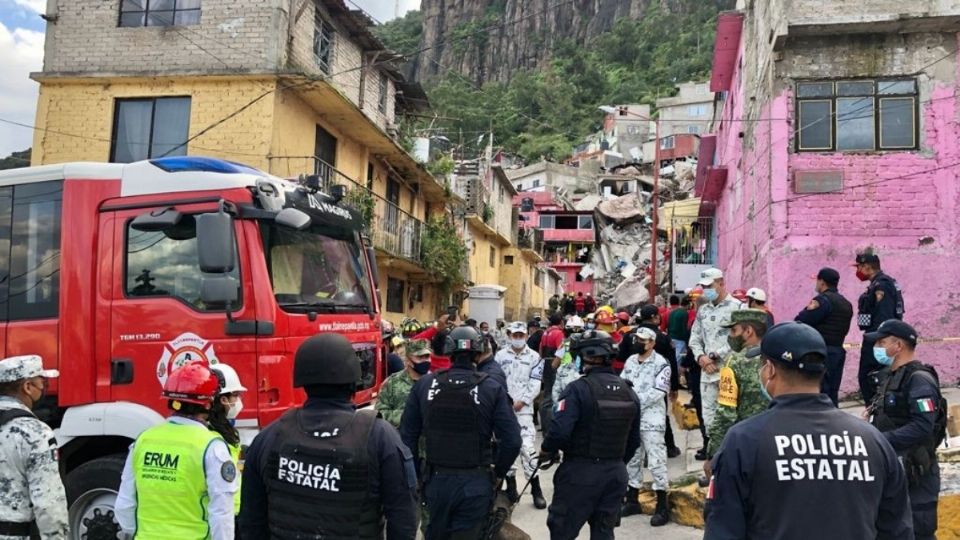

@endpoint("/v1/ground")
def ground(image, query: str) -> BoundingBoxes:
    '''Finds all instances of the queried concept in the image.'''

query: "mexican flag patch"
[917,398,936,412]
[557,399,566,412]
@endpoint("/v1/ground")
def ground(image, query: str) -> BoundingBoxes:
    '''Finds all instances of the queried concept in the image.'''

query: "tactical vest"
[131,421,225,540]
[264,408,382,540]
[816,290,853,347]
[567,375,637,460]
[872,362,947,448]
[425,370,491,469]
[857,273,905,330]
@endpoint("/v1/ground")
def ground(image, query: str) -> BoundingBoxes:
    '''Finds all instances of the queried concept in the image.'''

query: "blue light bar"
[149,156,264,175]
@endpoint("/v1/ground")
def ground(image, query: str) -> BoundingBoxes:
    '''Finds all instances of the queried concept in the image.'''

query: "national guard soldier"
[540,330,641,540]
[0,355,67,540]
[620,327,672,527]
[494,321,546,509]
[240,334,418,539]
[400,326,521,540]
[795,267,854,406]
[377,339,433,428]
[704,322,913,540]
[854,252,905,403]
[117,362,237,540]
[867,320,943,540]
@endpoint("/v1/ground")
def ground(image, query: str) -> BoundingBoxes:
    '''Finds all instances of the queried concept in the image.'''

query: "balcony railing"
[517,228,544,255]
[267,156,424,265]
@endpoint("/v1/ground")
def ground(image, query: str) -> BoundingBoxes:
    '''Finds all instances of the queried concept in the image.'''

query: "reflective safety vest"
[132,421,224,540]
[228,443,241,516]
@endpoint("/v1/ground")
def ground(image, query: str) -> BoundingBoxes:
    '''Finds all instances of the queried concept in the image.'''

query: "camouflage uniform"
[706,347,769,456]
[620,351,672,491]
[495,344,543,479]
[376,369,417,429]
[0,356,68,540]
[688,295,744,434]
[552,360,581,406]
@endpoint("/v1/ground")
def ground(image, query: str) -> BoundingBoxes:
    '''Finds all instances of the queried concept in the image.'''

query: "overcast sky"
[0,0,422,157]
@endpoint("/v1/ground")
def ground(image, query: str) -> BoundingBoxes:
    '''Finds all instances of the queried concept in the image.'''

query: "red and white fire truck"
[0,156,385,537]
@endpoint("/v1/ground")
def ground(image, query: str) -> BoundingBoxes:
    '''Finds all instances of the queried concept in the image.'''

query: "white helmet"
[506,321,528,335]
[566,315,584,329]
[746,287,767,303]
[210,363,247,394]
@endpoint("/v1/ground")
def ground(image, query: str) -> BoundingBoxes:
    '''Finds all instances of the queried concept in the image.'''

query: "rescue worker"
[704,322,913,540]
[383,321,405,375]
[854,252,904,403]
[117,362,237,539]
[575,292,587,317]
[795,267,854,406]
[745,287,774,328]
[689,268,743,460]
[493,319,508,350]
[584,293,597,315]
[632,305,681,458]
[494,321,546,509]
[0,355,67,540]
[540,330,641,540]
[209,363,247,529]
[705,309,769,461]
[400,325,521,540]
[240,334,417,538]
[867,320,942,540]
[377,339,432,428]
[620,327,672,527]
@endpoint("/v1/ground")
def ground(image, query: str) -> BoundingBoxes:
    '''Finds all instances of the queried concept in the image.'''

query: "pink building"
[701,4,960,395]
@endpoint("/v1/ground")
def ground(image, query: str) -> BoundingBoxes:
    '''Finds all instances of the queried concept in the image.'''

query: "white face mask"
[226,397,243,420]
[510,338,526,350]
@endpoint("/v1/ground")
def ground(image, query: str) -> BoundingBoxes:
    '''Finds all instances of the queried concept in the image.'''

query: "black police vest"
[816,291,853,347]
[567,375,637,460]
[857,273,904,330]
[872,362,947,449]
[264,408,382,540]
[425,370,492,468]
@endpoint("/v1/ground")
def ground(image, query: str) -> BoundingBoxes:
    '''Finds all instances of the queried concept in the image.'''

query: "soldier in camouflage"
[377,339,432,430]
[0,355,68,540]
[620,327,673,527]
[706,310,770,462]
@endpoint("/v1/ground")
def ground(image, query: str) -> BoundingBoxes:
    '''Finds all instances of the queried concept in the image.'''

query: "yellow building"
[30,0,452,324]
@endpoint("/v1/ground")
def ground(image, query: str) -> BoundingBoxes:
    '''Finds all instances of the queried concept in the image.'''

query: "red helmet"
[162,362,219,408]
[731,288,748,302]
[595,311,616,325]
[689,286,704,299]
[616,311,630,323]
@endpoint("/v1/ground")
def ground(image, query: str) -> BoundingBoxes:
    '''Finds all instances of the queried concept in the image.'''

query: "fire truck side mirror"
[196,211,235,273]
[200,276,239,306]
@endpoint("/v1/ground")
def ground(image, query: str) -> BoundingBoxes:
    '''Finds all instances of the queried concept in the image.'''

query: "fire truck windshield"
[260,222,373,313]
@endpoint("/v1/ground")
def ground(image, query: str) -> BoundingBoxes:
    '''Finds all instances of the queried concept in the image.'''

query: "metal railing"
[267,156,425,265]
[518,228,544,255]
[671,217,714,265]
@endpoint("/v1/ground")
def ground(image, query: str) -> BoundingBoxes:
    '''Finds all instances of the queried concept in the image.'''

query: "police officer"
[240,334,418,539]
[540,330,641,540]
[117,362,237,539]
[0,355,67,540]
[854,252,904,403]
[400,326,521,540]
[795,267,854,406]
[704,322,913,540]
[867,320,942,540]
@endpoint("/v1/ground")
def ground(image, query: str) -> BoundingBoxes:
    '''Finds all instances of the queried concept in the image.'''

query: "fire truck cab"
[0,157,384,538]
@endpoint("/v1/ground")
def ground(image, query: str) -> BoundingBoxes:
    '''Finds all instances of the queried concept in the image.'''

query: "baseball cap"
[722,309,769,328]
[405,339,431,357]
[698,268,723,286]
[0,355,59,383]
[639,304,659,321]
[746,322,827,372]
[527,319,539,329]
[634,327,657,341]
[814,267,840,285]
[865,320,918,347]
[745,288,766,302]
[853,252,880,266]
[511,321,530,334]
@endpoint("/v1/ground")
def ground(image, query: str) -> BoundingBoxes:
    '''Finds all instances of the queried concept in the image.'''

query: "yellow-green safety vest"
[131,421,224,540]
[228,442,241,515]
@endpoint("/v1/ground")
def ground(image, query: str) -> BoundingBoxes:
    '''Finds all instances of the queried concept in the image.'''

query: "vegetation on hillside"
[0,149,31,170]
[376,1,734,160]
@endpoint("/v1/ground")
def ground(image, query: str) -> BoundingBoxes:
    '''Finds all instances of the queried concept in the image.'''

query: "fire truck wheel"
[65,454,126,540]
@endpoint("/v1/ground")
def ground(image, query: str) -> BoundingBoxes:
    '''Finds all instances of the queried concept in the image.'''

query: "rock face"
[414,0,661,84]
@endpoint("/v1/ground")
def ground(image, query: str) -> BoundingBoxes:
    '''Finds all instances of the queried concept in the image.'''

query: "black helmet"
[576,330,615,361]
[567,332,584,354]
[294,333,360,387]
[746,321,827,372]
[444,325,484,355]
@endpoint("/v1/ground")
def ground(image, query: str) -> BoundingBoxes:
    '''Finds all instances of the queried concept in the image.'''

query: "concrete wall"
[656,81,713,138]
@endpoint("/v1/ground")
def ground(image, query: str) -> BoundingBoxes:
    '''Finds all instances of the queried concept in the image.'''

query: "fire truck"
[0,157,385,538]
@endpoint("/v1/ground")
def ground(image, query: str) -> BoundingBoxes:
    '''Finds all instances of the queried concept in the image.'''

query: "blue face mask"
[586,323,596,330]
[873,346,894,366]
[702,288,719,302]
[758,363,773,401]
[574,356,581,372]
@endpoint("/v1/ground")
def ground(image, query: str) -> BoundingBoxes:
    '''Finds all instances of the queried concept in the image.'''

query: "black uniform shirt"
[704,393,913,540]
[859,273,901,331]
[477,358,508,389]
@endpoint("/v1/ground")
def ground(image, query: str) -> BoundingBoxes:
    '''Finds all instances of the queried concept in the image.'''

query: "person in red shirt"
[412,313,456,371]
[539,313,566,431]
[584,293,597,315]
[574,292,587,316]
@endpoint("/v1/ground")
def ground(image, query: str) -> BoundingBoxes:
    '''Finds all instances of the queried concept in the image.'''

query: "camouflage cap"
[405,339,431,357]
[721,309,769,329]
[0,355,59,383]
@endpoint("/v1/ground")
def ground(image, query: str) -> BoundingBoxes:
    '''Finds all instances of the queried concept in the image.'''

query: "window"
[687,125,701,134]
[6,182,61,320]
[489,246,496,267]
[578,216,594,229]
[119,0,201,27]
[126,214,240,311]
[688,104,707,116]
[378,73,388,113]
[386,277,404,313]
[111,97,191,163]
[314,12,334,74]
[659,136,675,150]
[532,179,541,188]
[539,215,555,229]
[796,79,918,152]
[503,255,514,265]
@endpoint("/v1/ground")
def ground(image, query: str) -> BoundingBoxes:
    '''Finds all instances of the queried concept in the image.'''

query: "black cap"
[746,322,827,372]
[527,319,540,328]
[866,320,918,347]
[549,313,563,326]
[816,267,840,286]
[854,252,880,265]
[639,304,659,321]
[294,333,361,387]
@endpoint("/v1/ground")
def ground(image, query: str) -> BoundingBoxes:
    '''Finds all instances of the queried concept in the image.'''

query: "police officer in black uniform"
[867,320,943,540]
[704,322,913,540]
[795,267,854,406]
[400,325,521,540]
[854,252,904,403]
[539,330,641,540]
[240,333,418,539]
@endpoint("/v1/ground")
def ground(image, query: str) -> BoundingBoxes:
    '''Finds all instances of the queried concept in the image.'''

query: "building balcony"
[542,228,595,243]
[517,228,545,262]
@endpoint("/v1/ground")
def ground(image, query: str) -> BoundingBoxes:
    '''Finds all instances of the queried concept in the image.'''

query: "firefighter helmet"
[210,363,247,394]
[163,362,220,407]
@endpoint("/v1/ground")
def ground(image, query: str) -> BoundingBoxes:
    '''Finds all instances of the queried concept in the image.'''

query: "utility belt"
[902,445,938,488]
[0,520,34,536]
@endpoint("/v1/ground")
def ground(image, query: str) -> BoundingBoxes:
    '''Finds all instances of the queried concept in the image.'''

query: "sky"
[0,0,422,158]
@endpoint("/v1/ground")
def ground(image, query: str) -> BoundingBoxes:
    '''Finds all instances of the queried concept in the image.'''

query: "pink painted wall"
[550,264,594,296]
[711,32,960,397]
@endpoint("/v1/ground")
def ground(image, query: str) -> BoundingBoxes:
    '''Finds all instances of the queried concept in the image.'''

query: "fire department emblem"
[156,332,220,386]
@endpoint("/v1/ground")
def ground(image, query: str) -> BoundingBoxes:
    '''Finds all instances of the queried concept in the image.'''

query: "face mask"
[586,323,596,330]
[728,334,746,352]
[702,288,719,302]
[226,397,243,420]
[574,356,581,372]
[856,270,869,282]
[413,361,431,375]
[481,329,489,335]
[511,338,526,350]
[873,346,894,366]
[26,379,44,409]
[758,364,773,401]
